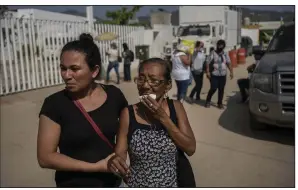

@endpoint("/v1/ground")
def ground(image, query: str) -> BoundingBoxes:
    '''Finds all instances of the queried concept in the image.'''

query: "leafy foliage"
[105,6,143,25]
[0,5,8,18]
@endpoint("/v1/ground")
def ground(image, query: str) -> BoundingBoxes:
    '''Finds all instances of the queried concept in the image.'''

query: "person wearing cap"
[106,43,120,84]
[171,44,192,102]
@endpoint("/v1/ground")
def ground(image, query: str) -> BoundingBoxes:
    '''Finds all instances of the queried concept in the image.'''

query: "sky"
[8,5,295,19]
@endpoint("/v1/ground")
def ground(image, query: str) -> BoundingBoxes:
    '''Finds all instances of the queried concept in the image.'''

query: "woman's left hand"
[140,96,169,121]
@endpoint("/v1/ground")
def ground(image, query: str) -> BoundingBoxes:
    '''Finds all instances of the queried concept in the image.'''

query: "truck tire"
[249,111,267,130]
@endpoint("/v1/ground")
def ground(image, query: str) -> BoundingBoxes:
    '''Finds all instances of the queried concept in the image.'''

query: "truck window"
[177,25,211,36]
[188,27,200,36]
[267,24,294,52]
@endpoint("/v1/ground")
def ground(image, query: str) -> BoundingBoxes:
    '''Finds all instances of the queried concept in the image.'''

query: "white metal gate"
[0,17,144,96]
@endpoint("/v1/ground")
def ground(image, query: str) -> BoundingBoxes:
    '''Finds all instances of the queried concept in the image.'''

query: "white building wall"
[241,28,259,46]
[226,9,238,49]
[179,6,226,24]
[150,25,175,57]
[130,24,175,57]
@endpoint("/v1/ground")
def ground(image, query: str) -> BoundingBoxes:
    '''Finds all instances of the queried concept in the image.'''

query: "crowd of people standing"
[171,39,234,109]
[96,38,235,109]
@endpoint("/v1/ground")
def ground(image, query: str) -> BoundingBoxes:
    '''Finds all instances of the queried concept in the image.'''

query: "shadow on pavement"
[218,92,295,146]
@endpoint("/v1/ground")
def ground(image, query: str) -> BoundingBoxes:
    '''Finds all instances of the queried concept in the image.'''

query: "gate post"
[86,6,93,33]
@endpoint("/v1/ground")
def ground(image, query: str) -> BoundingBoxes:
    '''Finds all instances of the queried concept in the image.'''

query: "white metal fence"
[0,17,144,96]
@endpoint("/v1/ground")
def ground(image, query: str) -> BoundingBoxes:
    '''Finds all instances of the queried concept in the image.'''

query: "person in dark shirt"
[237,57,260,103]
[37,33,128,187]
[122,43,134,82]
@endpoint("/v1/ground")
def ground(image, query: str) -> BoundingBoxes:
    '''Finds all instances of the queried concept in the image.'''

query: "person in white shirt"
[171,45,192,102]
[106,43,120,84]
[189,41,206,102]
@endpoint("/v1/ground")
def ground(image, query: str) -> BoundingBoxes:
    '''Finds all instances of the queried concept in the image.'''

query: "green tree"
[105,6,142,25]
[0,5,8,18]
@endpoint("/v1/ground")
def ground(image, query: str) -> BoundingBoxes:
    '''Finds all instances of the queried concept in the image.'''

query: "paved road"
[0,57,294,187]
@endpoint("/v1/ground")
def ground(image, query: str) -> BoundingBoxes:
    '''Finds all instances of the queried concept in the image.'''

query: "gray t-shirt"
[206,51,231,76]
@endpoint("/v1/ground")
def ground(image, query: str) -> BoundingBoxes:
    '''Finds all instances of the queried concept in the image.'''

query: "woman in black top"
[107,58,196,187]
[37,33,128,187]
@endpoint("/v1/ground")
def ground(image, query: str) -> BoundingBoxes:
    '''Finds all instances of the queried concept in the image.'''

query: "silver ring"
[149,103,153,107]
[115,169,119,173]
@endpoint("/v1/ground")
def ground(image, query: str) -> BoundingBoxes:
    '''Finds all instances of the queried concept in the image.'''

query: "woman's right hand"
[107,155,130,177]
[93,153,115,172]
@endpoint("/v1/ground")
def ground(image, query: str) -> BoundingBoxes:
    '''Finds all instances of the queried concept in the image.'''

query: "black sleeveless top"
[126,98,178,187]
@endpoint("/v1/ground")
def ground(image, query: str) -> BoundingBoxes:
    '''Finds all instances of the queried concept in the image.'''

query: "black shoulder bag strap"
[167,98,196,187]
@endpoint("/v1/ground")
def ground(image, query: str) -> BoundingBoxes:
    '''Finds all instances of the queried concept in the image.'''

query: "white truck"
[173,21,224,55]
[170,6,241,55]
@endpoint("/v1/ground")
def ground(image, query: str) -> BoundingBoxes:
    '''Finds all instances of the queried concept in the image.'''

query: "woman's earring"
[164,92,169,98]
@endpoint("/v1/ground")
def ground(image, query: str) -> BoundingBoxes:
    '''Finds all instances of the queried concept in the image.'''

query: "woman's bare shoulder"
[171,99,182,107]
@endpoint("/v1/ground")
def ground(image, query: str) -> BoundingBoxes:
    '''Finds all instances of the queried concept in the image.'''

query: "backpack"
[129,50,135,62]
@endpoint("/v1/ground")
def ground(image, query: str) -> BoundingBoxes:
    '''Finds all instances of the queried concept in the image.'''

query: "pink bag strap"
[73,100,114,149]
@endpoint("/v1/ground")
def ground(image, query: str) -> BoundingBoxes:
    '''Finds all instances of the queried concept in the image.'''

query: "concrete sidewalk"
[0,57,294,187]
